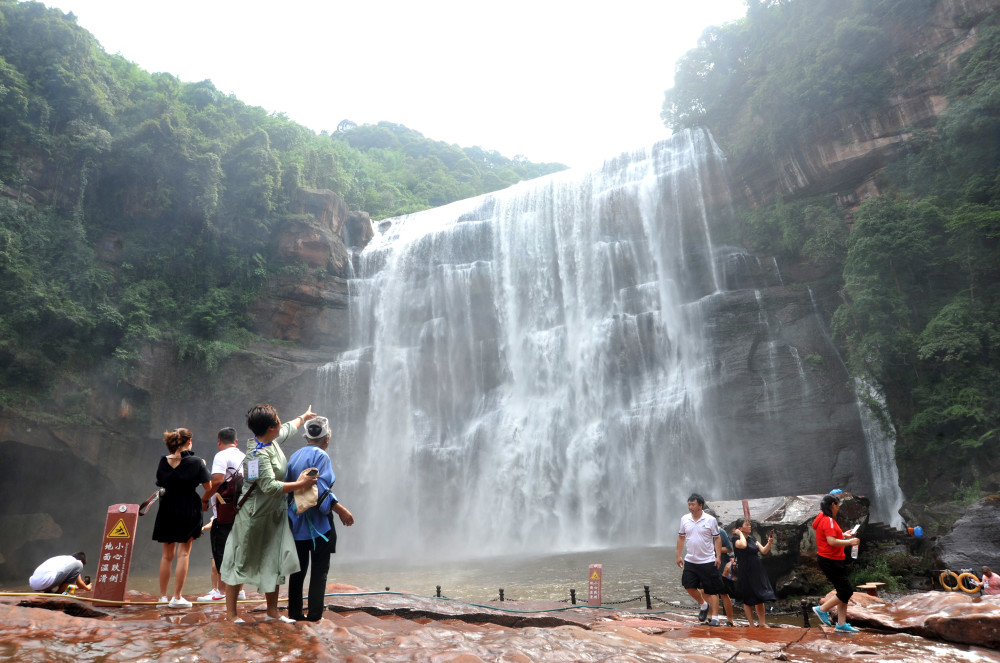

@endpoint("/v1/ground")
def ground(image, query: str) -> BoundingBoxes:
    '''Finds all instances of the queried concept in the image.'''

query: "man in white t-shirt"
[29,552,92,594]
[676,492,724,626]
[198,427,246,602]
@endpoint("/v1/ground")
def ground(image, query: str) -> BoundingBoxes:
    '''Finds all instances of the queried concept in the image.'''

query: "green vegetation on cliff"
[663,0,938,167]
[664,0,1000,500]
[0,1,564,411]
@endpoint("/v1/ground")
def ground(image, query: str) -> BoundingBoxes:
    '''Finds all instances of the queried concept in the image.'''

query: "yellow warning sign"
[590,570,601,581]
[108,519,130,538]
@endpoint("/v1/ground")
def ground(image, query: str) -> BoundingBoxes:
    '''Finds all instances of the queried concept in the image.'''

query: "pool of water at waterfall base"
[6,546,711,607]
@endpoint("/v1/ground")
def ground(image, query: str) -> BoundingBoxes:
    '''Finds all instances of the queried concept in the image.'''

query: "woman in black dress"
[153,428,211,607]
[732,519,776,627]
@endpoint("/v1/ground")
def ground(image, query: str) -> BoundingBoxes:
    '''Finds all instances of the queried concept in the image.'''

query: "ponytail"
[163,427,192,454]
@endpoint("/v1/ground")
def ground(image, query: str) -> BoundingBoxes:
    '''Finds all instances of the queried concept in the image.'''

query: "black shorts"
[681,561,725,595]
[210,520,234,573]
[817,555,854,603]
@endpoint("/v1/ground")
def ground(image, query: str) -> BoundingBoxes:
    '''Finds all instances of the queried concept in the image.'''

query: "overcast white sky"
[44,0,747,169]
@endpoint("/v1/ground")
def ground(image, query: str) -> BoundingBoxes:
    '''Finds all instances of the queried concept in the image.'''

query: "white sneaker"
[237,590,247,600]
[197,589,224,601]
[159,596,169,604]
[168,596,192,608]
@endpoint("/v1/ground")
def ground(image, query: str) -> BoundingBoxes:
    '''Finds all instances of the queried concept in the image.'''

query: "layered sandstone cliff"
[734,0,999,214]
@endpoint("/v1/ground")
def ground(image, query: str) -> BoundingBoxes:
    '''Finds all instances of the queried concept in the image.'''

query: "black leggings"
[817,555,854,604]
[287,535,335,621]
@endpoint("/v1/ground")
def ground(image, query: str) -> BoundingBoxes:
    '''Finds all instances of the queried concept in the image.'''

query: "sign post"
[588,564,602,607]
[92,503,139,606]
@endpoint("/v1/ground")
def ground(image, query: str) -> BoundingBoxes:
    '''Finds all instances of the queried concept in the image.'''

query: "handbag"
[292,468,319,514]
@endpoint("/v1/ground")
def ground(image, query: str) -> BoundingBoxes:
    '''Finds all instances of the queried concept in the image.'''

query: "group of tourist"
[676,491,862,632]
[151,402,354,622]
[676,493,781,628]
[29,449,999,628]
[24,400,354,624]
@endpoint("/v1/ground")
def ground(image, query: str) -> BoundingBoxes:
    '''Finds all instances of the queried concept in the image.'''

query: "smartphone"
[306,469,318,476]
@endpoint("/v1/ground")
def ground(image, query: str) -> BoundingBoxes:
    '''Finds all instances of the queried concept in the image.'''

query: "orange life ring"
[957,572,981,594]
[939,570,960,591]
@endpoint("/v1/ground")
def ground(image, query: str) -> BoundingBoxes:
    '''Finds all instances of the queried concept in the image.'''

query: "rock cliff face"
[695,282,871,501]
[935,495,1000,572]
[734,0,999,212]
[249,188,357,348]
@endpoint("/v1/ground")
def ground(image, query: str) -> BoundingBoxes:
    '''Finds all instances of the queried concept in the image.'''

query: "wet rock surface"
[2,586,999,662]
[852,590,1000,650]
[935,495,1000,572]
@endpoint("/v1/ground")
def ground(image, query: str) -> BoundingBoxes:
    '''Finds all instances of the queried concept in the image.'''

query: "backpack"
[723,557,738,581]
[215,467,244,524]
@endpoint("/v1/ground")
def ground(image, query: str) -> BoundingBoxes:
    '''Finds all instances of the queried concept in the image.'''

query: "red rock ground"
[1,585,998,662]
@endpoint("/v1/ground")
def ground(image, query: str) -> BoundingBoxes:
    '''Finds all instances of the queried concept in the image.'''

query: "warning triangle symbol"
[590,571,600,581]
[108,519,130,538]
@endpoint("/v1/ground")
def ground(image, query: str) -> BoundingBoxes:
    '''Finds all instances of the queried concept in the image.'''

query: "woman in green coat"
[221,403,319,623]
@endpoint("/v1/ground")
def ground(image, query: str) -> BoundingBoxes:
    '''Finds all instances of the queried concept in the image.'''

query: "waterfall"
[807,287,906,526]
[854,379,906,528]
[788,347,810,399]
[319,129,888,560]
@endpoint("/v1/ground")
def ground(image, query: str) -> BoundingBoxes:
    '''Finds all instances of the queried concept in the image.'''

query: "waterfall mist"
[319,129,887,560]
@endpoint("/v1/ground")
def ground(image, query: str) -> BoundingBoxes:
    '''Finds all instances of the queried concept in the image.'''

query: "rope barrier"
[1,586,771,618]
[0,589,698,615]
[318,590,711,616]
[0,592,262,606]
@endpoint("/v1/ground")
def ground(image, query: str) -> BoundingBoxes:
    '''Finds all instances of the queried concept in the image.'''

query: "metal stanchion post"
[570,588,576,605]
[499,588,505,602]
[644,585,652,610]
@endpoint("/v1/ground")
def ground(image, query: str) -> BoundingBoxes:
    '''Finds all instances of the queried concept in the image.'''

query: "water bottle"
[845,524,859,558]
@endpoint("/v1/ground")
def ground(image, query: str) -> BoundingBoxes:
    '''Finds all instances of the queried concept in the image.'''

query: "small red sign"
[92,504,139,605]
[588,563,602,606]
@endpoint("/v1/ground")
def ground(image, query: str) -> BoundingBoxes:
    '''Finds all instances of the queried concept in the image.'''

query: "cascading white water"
[854,379,906,528]
[806,287,906,527]
[325,129,739,559]
[320,129,895,560]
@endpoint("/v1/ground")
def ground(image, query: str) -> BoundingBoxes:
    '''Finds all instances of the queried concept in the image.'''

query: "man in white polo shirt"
[197,427,246,602]
[676,492,724,626]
